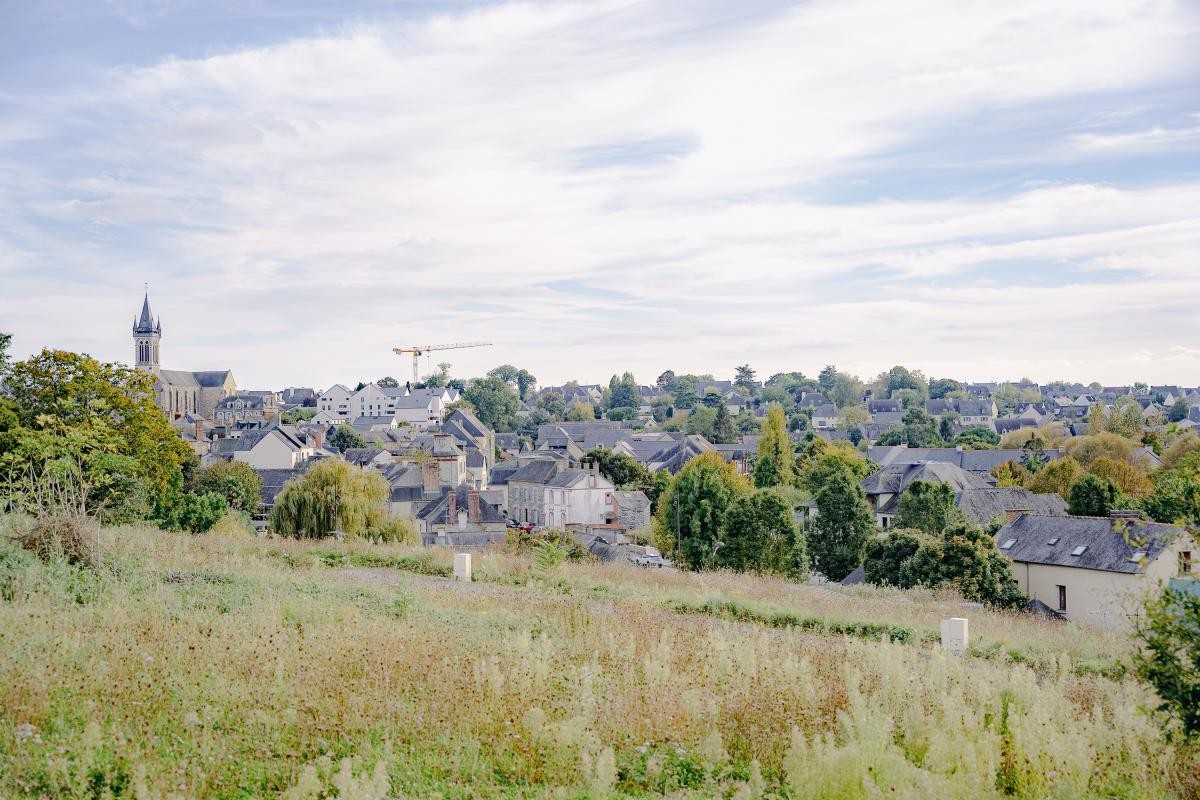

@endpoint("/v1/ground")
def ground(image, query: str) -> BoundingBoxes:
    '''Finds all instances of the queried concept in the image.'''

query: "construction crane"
[392,342,493,384]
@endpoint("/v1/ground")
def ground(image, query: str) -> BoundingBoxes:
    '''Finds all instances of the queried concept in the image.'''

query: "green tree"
[734,364,757,390]
[1,349,192,518]
[718,488,807,578]
[672,376,699,410]
[195,460,264,514]
[684,406,717,439]
[327,425,367,453]
[808,469,875,581]
[900,523,1026,608]
[566,401,595,422]
[656,370,678,392]
[653,452,749,569]
[488,365,537,401]
[1168,398,1189,423]
[463,376,520,431]
[537,391,565,420]
[875,406,944,448]
[378,376,399,388]
[269,459,390,539]
[159,490,229,533]
[711,403,738,444]
[928,378,962,400]
[1141,453,1200,525]
[863,528,927,588]
[606,406,637,421]
[1067,474,1120,517]
[796,438,874,495]
[608,372,639,411]
[895,480,960,535]
[1134,584,1200,737]
[582,447,650,488]
[953,427,1000,449]
[753,405,794,488]
[818,365,838,393]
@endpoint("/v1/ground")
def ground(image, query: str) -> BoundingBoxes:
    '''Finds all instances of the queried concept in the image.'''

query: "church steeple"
[133,287,161,370]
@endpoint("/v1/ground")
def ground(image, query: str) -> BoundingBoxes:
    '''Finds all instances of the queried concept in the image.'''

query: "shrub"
[372,515,418,545]
[17,512,101,569]
[160,491,229,533]
[195,461,263,514]
[1134,585,1200,737]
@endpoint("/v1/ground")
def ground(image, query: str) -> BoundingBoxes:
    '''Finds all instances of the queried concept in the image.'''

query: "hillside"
[0,523,1194,799]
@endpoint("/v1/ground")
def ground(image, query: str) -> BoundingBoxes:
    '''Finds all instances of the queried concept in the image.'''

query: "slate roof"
[995,514,1186,574]
[812,404,839,418]
[257,467,306,507]
[867,399,902,414]
[416,486,506,525]
[861,461,993,495]
[955,488,1066,526]
[867,446,1063,473]
[215,394,266,411]
[487,460,523,486]
[546,469,613,490]
[509,459,562,485]
[343,448,387,467]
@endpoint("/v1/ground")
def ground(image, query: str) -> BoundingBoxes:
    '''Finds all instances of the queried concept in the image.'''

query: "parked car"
[633,554,669,568]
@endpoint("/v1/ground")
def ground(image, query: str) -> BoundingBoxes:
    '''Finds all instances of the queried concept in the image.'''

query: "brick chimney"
[447,490,457,526]
[194,419,204,442]
[467,490,481,524]
[1005,509,1029,524]
[423,462,440,493]
[312,427,324,451]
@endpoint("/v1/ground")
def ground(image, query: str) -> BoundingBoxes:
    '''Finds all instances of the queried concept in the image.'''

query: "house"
[867,445,1063,477]
[216,426,316,470]
[867,399,902,414]
[612,490,652,531]
[543,467,616,529]
[213,393,279,426]
[859,461,1065,529]
[318,385,355,419]
[280,387,316,408]
[925,398,996,428]
[393,394,443,426]
[507,459,564,526]
[343,448,393,469]
[416,485,507,545]
[996,512,1197,629]
[811,404,839,430]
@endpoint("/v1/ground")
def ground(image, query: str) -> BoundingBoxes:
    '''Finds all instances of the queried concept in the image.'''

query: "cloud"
[1,0,1199,387]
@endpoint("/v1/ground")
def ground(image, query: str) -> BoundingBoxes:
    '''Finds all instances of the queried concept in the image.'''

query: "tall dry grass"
[0,521,1193,798]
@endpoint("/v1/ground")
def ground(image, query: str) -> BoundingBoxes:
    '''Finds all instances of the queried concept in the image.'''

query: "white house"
[230,428,314,470]
[318,384,355,419]
[811,404,839,430]
[542,467,615,530]
[996,512,1196,630]
[393,394,444,426]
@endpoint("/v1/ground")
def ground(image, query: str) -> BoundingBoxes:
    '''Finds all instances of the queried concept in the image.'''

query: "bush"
[372,515,418,544]
[1134,585,1200,737]
[17,512,101,570]
[195,461,263,514]
[269,459,389,539]
[208,511,258,538]
[160,491,229,534]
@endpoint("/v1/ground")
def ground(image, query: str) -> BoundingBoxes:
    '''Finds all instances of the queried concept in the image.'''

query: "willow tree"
[269,459,389,539]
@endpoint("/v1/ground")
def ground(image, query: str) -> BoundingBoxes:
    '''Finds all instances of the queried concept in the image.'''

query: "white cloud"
[2,0,1200,386]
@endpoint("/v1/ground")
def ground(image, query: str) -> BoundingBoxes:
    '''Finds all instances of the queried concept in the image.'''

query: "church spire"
[133,286,162,370]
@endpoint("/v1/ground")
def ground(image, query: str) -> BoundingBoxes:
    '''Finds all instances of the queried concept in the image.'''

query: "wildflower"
[14,723,41,745]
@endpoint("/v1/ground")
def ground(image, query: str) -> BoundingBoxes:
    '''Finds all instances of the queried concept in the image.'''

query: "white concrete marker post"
[453,552,472,582]
[940,617,969,656]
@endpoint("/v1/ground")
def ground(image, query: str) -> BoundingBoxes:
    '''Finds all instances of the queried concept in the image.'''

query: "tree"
[895,480,960,535]
[818,365,838,393]
[1088,457,1151,498]
[1025,456,1083,500]
[953,427,1000,449]
[672,376,699,410]
[269,459,390,539]
[656,370,678,392]
[566,401,596,422]
[607,372,639,411]
[808,469,875,581]
[718,488,807,578]
[1,349,193,518]
[463,376,520,431]
[420,362,452,389]
[328,425,367,453]
[1064,432,1136,467]
[899,523,1026,608]
[928,378,962,400]
[159,490,229,534]
[582,447,649,488]
[828,372,866,408]
[195,460,264,514]
[877,365,928,401]
[1087,401,1107,433]
[753,405,794,488]
[684,406,717,440]
[537,391,565,420]
[378,376,399,388]
[1067,474,1120,516]
[488,365,537,401]
[1134,583,1200,737]
[734,364,757,390]
[837,405,870,432]
[1168,398,1189,423]
[991,460,1032,488]
[875,406,944,448]
[796,438,873,495]
[864,528,927,587]
[606,406,637,421]
[711,403,738,444]
[1141,453,1200,525]
[1105,397,1144,439]
[653,452,749,569]
[0,331,11,375]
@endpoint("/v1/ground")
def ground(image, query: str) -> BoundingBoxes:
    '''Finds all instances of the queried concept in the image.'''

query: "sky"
[2,0,1199,391]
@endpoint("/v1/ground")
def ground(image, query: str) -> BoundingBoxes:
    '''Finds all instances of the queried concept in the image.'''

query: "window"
[1046,537,1059,546]
[1001,539,1016,550]
[1070,546,1087,556]
[1181,551,1194,575]
[1057,585,1067,612]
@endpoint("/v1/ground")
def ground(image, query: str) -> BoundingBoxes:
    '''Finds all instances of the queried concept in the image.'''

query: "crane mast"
[392,342,493,384]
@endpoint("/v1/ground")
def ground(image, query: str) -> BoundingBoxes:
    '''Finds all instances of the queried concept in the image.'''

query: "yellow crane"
[392,342,493,384]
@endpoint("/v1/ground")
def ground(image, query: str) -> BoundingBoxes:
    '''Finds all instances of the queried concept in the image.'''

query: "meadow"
[1,521,1196,799]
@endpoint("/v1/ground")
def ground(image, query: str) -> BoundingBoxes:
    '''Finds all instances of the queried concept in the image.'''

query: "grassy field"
[1,521,1196,799]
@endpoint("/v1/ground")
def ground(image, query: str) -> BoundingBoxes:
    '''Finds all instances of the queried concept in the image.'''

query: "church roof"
[134,293,161,334]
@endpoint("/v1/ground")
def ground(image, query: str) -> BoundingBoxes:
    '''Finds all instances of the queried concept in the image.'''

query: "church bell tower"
[132,290,162,371]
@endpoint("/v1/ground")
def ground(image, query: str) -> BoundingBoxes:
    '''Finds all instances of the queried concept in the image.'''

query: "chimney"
[467,490,481,524]
[312,428,324,451]
[423,461,439,493]
[1005,509,1028,524]
[194,419,204,442]
[447,490,457,526]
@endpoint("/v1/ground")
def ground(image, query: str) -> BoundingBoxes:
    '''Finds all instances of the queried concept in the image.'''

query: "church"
[133,292,236,419]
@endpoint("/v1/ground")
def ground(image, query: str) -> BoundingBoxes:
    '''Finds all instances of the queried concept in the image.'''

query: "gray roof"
[416,486,506,525]
[861,461,992,495]
[509,459,562,485]
[256,467,307,507]
[812,404,839,417]
[546,469,613,490]
[867,446,1063,473]
[996,514,1185,574]
[215,394,265,410]
[613,490,650,512]
[955,488,1066,526]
